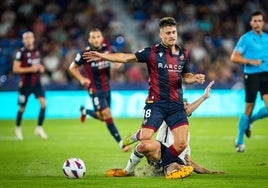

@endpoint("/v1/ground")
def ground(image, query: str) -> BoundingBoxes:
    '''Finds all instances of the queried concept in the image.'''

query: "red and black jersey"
[74,43,112,93]
[14,47,42,87]
[135,43,191,102]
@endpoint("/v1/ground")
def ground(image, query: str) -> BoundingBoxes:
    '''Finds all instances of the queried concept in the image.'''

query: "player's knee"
[101,109,112,120]
[174,141,187,152]
[136,141,149,152]
[138,130,154,140]
[19,106,25,113]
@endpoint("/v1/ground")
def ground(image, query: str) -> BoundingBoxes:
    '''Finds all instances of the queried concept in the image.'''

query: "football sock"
[125,147,144,174]
[106,119,121,143]
[16,111,23,126]
[250,107,268,123]
[236,114,249,144]
[86,109,98,119]
[162,145,179,168]
[130,130,140,142]
[38,108,45,126]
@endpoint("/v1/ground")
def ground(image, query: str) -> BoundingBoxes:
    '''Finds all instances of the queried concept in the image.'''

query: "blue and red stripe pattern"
[15,47,42,87]
[135,43,190,102]
[74,42,112,93]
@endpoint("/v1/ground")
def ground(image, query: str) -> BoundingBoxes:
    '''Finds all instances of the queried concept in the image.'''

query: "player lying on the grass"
[106,81,224,177]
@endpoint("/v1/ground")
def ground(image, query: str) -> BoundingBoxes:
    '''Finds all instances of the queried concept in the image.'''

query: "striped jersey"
[135,43,191,102]
[14,47,42,87]
[74,43,112,93]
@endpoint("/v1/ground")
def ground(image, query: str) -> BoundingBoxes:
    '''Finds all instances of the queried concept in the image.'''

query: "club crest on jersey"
[179,54,185,60]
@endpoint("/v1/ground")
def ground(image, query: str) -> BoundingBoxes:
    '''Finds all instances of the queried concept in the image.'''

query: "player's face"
[88,31,104,49]
[250,15,264,34]
[22,32,35,50]
[159,26,177,47]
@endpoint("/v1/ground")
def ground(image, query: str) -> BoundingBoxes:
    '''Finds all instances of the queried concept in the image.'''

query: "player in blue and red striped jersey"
[69,28,130,152]
[13,31,48,140]
[83,17,205,179]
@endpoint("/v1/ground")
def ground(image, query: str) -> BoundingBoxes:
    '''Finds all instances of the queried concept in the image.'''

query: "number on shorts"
[93,97,100,106]
[144,109,151,118]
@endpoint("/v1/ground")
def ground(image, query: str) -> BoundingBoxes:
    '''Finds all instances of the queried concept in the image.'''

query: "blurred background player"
[106,81,223,178]
[13,31,48,140]
[230,10,268,152]
[69,28,130,152]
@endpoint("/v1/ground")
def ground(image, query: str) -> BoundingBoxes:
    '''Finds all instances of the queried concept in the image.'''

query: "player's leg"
[124,129,155,173]
[249,90,268,125]
[106,140,160,177]
[236,74,258,151]
[161,109,193,179]
[105,144,143,177]
[80,105,101,122]
[99,106,130,152]
[122,129,140,147]
[15,87,29,140]
[161,125,188,169]
[15,105,25,140]
[79,93,103,122]
[34,96,48,139]
[235,104,252,149]
[137,140,162,162]
[161,107,189,167]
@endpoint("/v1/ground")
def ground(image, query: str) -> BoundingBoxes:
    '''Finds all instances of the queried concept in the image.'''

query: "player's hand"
[203,80,214,98]
[80,77,91,88]
[83,51,102,62]
[195,74,205,84]
[248,59,262,66]
[31,64,40,73]
[39,64,45,73]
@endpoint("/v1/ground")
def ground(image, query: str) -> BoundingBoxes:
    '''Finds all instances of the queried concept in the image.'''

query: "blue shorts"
[141,101,188,132]
[89,90,111,111]
[18,83,45,106]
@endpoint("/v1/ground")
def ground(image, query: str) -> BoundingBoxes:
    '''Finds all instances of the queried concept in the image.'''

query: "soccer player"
[69,28,130,152]
[230,10,268,152]
[13,31,48,140]
[83,17,205,178]
[106,81,224,177]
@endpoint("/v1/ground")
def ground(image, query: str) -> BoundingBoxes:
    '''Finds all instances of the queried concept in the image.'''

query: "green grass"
[0,117,267,188]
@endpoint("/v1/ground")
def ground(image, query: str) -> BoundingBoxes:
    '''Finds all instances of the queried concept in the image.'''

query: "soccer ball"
[62,158,86,179]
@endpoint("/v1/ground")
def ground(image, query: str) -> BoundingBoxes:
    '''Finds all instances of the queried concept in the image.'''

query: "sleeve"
[234,35,247,54]
[15,50,23,61]
[74,51,85,66]
[134,47,151,63]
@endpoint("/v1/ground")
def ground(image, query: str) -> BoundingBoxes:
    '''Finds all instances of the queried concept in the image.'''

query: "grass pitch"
[0,117,267,188]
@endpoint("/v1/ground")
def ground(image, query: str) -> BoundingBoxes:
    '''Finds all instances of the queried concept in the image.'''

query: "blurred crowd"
[0,0,267,90]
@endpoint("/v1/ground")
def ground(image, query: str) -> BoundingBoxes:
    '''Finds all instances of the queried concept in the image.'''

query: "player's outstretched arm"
[185,80,214,115]
[185,155,225,174]
[83,51,137,63]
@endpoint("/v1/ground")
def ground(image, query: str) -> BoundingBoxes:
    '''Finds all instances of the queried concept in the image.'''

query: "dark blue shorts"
[18,83,45,106]
[89,90,111,111]
[141,101,188,132]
